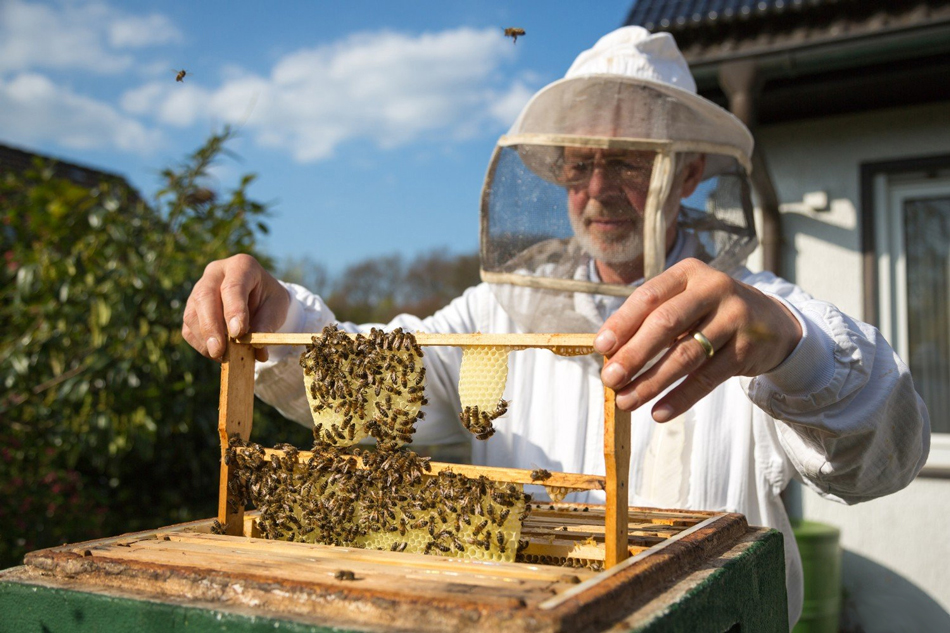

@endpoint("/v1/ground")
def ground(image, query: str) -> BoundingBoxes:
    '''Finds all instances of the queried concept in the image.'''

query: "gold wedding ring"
[692,331,715,359]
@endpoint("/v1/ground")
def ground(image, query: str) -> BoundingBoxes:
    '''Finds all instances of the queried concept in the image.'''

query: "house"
[0,141,139,197]
[625,0,950,629]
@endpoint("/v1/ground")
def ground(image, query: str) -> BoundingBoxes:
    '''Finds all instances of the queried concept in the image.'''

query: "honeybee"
[175,68,187,82]
[503,27,525,44]
[530,468,552,482]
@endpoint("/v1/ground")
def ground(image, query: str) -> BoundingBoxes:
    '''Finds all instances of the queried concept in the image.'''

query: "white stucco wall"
[752,101,950,627]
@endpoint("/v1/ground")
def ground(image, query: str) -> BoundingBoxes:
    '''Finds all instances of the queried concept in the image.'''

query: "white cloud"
[0,0,181,74]
[121,27,536,162]
[0,72,164,152]
[109,13,182,48]
[489,80,535,127]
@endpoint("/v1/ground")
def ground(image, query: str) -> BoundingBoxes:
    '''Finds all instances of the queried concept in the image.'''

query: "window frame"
[861,154,950,476]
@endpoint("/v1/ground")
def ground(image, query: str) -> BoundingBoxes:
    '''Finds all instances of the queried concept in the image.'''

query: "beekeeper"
[181,27,930,626]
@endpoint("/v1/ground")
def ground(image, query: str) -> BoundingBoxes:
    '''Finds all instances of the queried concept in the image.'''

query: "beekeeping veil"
[481,27,756,333]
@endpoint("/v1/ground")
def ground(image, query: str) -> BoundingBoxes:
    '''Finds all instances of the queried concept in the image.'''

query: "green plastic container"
[792,520,842,633]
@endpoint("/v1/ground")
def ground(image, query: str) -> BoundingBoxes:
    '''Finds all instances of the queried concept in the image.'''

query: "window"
[869,157,950,473]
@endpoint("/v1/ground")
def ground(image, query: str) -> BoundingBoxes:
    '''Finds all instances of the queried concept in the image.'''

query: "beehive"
[12,331,784,633]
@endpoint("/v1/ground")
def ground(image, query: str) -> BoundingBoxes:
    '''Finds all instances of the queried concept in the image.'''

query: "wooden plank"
[603,383,632,569]
[217,341,256,537]
[81,541,543,609]
[244,447,606,491]
[239,332,597,349]
[161,533,592,583]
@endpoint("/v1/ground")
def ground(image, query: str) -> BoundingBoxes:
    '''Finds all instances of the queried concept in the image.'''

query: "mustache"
[578,198,640,221]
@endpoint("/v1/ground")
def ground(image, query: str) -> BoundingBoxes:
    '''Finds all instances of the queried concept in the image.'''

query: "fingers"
[615,316,729,414]
[599,260,729,390]
[602,289,716,390]
[181,254,291,363]
[193,273,227,360]
[650,346,737,422]
[220,256,259,339]
[595,262,690,356]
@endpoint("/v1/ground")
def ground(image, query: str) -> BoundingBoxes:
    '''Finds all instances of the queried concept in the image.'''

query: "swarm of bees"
[223,326,531,562]
[504,27,526,44]
[459,400,509,440]
[301,326,426,449]
[225,436,530,562]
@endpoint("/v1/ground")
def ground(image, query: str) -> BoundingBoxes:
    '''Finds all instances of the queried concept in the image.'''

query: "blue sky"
[0,0,635,275]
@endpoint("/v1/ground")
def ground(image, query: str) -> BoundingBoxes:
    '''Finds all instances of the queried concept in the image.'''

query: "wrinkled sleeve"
[739,271,931,505]
[253,281,493,445]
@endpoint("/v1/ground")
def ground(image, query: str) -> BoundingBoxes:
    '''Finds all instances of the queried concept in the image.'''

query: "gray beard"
[568,198,643,265]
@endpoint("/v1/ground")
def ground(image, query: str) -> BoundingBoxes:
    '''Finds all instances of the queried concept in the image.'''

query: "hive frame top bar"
[238,332,598,349]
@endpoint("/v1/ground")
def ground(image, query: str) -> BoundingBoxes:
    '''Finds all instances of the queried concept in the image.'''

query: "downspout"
[717,60,782,276]
[718,61,802,519]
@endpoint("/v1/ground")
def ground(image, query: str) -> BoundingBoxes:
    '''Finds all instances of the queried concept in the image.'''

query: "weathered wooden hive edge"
[548,512,750,633]
[21,547,553,633]
[19,511,750,633]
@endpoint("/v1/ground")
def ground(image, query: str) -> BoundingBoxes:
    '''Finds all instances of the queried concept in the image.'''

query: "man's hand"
[593,258,802,420]
[182,254,291,362]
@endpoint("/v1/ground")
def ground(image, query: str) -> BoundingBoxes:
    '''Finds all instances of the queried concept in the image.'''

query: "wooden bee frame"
[220,332,631,567]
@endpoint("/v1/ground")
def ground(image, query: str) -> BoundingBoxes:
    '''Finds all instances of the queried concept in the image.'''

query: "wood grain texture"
[238,332,597,349]
[603,384,632,569]
[217,341,256,536]
[242,447,606,492]
[22,510,749,633]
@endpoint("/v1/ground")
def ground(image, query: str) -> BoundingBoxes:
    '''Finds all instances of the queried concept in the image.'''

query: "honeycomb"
[544,485,577,503]
[458,345,523,439]
[225,438,529,563]
[300,326,425,449]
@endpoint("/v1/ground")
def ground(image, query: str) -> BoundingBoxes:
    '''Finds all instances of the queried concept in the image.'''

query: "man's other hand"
[594,258,803,420]
[182,254,290,362]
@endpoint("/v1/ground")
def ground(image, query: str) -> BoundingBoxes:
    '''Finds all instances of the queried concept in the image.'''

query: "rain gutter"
[689,16,950,277]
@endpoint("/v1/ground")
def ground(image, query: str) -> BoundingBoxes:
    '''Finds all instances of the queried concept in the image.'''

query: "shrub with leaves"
[0,128,307,568]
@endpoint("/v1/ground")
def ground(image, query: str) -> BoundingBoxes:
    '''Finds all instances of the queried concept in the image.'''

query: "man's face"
[561,148,655,266]
[560,148,706,268]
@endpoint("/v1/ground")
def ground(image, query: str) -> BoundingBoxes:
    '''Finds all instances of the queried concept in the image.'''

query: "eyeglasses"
[553,152,655,188]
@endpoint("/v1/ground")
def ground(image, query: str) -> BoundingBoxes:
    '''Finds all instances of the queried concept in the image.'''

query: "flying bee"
[174,68,187,82]
[503,27,525,44]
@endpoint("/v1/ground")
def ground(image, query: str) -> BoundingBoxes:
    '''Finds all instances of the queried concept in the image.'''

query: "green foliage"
[0,128,300,568]
[0,128,478,570]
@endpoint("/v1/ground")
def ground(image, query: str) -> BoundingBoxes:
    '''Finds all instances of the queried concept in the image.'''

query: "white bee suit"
[253,262,930,627]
